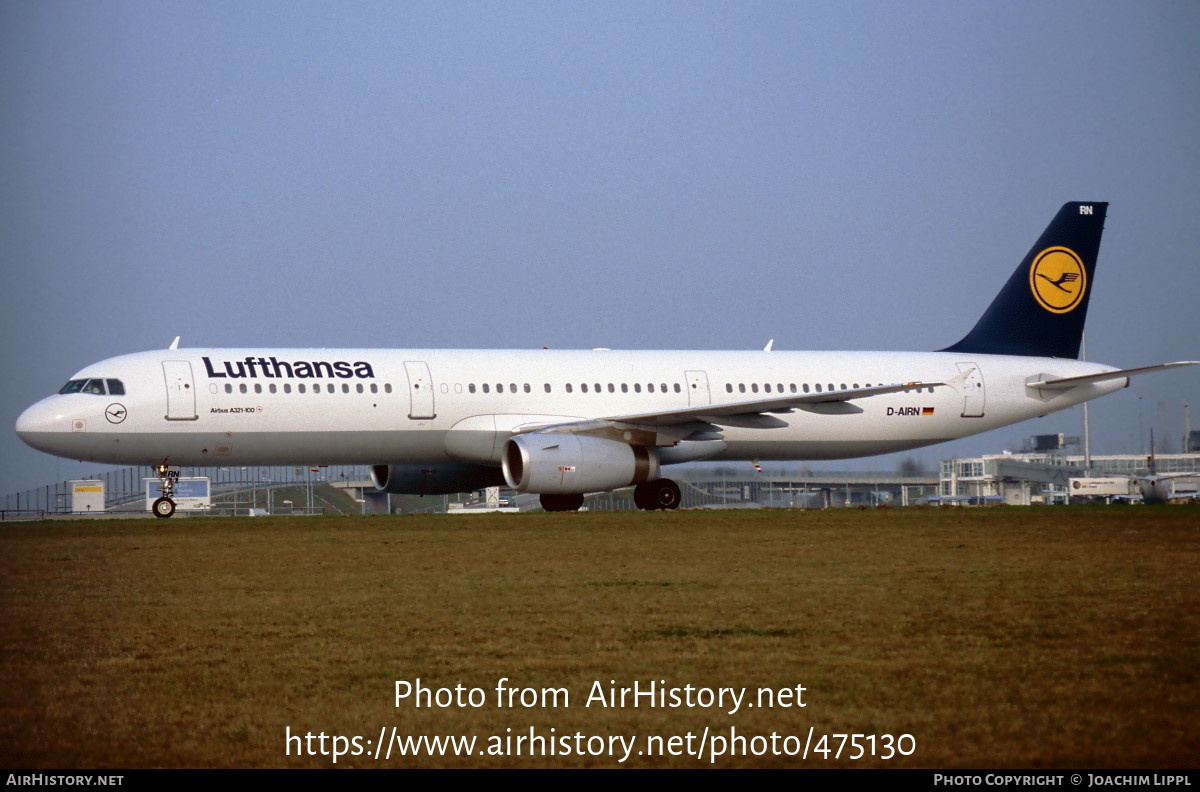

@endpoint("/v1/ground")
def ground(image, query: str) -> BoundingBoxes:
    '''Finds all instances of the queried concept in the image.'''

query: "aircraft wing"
[599,380,945,426]
[1027,361,1199,390]
[520,380,945,445]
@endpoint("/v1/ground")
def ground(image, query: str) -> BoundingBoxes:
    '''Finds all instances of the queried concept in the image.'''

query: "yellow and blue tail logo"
[1029,246,1087,314]
[942,202,1107,358]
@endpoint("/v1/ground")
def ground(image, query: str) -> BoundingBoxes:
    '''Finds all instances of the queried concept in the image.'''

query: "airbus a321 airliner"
[15,202,1198,516]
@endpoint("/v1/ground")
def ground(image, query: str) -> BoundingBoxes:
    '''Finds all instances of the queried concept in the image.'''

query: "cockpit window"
[58,378,124,395]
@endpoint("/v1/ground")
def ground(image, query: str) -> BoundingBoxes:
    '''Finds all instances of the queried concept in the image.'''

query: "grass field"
[1,506,1196,768]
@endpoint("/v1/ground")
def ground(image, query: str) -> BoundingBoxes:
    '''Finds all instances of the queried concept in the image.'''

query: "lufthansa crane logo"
[1029,246,1087,314]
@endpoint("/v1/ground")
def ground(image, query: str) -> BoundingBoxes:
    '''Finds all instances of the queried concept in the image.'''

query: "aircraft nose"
[15,398,67,452]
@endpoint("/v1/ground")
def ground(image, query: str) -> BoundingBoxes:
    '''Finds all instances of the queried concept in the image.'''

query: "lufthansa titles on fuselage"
[202,356,375,380]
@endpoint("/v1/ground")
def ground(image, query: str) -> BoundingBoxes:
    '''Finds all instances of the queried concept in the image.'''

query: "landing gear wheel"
[152,462,181,518]
[152,496,176,519]
[540,493,585,512]
[633,487,650,510]
[634,479,681,510]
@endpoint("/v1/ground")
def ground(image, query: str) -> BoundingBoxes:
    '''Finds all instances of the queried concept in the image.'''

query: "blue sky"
[2,1,1197,495]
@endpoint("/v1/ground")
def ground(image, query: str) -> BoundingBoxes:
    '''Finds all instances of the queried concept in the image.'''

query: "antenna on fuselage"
[169,336,180,350]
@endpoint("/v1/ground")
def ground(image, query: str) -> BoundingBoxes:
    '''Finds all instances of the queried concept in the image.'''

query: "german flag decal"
[922,407,935,416]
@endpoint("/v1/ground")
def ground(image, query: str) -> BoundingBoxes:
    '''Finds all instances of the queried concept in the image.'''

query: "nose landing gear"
[152,463,180,518]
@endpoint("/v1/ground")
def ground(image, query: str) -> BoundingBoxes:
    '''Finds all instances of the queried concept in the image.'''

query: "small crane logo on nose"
[106,404,127,424]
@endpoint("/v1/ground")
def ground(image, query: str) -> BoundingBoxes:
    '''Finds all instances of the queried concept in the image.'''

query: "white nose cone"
[15,398,69,456]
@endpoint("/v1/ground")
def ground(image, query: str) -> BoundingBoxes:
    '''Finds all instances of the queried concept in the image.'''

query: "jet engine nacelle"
[371,463,505,495]
[502,434,659,494]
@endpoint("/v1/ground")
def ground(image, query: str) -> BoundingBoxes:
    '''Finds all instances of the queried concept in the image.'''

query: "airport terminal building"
[937,451,1200,505]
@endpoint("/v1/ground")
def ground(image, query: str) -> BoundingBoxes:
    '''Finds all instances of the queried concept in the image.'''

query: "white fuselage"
[16,347,1125,468]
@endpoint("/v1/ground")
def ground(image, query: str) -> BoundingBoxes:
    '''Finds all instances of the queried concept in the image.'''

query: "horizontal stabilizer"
[1027,361,1199,390]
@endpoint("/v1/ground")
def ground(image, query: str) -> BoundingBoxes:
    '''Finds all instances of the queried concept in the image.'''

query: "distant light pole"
[1138,396,1145,455]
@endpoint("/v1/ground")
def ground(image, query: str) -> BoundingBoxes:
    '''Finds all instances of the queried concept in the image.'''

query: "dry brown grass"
[1,506,1196,768]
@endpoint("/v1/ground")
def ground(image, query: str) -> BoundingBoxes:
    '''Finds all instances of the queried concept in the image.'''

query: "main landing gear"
[633,478,682,511]
[151,463,179,519]
[540,493,585,512]
[538,479,682,513]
